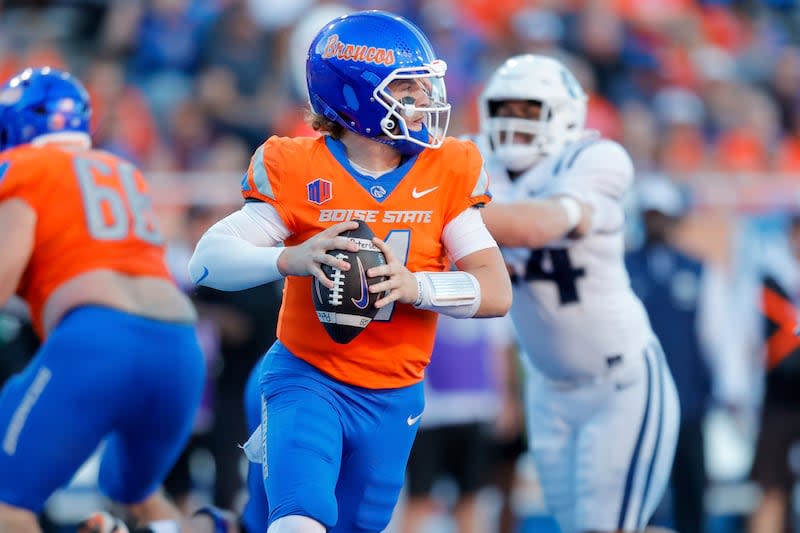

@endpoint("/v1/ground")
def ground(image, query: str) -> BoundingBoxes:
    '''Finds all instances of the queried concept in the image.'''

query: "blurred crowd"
[2,0,800,532]
[2,0,800,178]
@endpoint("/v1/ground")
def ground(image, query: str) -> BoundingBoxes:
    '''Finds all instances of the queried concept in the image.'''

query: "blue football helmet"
[0,67,91,152]
[306,10,451,155]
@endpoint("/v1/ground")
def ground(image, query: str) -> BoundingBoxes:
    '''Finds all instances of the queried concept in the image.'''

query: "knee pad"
[267,515,326,533]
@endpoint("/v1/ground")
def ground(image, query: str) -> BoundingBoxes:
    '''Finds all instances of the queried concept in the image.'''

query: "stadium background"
[1,0,799,532]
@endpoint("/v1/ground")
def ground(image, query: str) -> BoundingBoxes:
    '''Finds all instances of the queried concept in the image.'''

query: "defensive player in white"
[479,54,680,533]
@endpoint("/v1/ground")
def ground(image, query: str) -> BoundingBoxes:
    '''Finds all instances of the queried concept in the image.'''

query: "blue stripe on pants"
[637,344,665,528]
[617,345,654,530]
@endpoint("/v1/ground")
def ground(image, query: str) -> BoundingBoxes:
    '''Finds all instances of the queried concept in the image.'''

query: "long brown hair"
[305,109,345,139]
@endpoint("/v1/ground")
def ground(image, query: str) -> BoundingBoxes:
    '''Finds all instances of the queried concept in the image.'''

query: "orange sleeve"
[240,136,295,230]
[443,139,492,224]
[0,150,48,209]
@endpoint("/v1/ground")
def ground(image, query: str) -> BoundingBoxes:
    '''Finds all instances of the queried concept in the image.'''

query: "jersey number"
[73,157,163,244]
[373,229,410,322]
[518,248,585,304]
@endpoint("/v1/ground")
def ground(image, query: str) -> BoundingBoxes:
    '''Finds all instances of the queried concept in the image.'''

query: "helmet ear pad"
[308,55,383,135]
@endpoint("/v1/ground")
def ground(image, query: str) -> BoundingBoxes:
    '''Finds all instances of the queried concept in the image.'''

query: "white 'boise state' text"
[319,209,432,224]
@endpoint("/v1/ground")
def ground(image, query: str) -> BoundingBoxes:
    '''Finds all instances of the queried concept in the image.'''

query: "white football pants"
[524,339,680,533]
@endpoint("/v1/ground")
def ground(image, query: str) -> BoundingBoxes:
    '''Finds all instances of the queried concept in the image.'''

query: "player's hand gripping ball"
[312,220,387,344]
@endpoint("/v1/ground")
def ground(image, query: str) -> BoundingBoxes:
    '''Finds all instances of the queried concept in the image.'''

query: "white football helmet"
[479,54,588,172]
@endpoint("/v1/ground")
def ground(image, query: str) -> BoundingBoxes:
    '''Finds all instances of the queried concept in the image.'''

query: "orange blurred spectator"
[0,55,21,86]
[85,58,159,165]
[0,41,65,83]
[587,93,622,141]
[659,44,701,89]
[459,0,526,41]
[655,16,704,90]
[21,42,66,70]
[615,0,696,28]
[272,107,319,138]
[660,125,708,177]
[653,87,709,176]
[714,128,769,174]
[568,55,622,140]
[713,88,778,173]
[699,4,749,53]
[775,134,800,175]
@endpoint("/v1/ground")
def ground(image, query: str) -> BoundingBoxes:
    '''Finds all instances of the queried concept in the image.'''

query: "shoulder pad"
[564,139,634,200]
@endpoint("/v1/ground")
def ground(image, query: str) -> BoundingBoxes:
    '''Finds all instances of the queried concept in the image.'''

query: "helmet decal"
[321,35,397,66]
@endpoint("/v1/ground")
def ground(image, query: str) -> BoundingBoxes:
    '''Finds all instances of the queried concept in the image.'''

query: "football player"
[189,10,511,533]
[0,68,206,532]
[479,54,680,533]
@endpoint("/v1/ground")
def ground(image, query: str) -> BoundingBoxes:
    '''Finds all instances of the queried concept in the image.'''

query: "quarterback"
[189,10,511,533]
[480,54,680,533]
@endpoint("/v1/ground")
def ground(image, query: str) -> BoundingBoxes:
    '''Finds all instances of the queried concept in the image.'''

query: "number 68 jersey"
[496,136,654,381]
[0,144,170,338]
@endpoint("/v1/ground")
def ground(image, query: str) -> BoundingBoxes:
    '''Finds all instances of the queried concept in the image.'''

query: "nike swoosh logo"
[314,277,324,302]
[196,266,209,284]
[407,413,423,426]
[411,186,439,199]
[351,257,369,309]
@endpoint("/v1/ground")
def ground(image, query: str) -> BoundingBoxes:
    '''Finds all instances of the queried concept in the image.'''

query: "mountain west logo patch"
[307,178,333,205]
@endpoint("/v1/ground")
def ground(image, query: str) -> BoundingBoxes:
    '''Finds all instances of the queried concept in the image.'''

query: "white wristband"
[558,196,582,231]
[413,271,481,318]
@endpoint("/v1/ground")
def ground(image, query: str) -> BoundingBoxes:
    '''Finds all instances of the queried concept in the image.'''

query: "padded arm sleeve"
[188,202,291,291]
[442,207,498,263]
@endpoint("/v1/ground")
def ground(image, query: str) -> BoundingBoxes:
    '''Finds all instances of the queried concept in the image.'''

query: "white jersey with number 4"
[481,132,680,533]
[496,133,653,381]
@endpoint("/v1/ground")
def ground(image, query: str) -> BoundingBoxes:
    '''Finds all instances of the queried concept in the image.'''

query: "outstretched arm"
[481,195,593,248]
[485,139,634,249]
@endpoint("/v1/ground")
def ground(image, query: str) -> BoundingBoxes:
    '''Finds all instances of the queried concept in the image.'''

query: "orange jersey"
[242,135,491,389]
[0,144,171,338]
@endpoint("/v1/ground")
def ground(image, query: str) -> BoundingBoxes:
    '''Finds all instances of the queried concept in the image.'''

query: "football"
[312,220,387,344]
